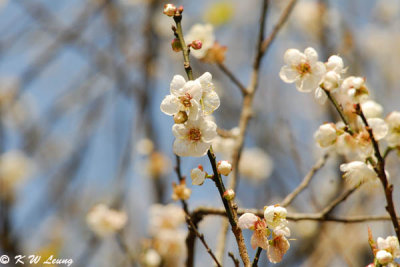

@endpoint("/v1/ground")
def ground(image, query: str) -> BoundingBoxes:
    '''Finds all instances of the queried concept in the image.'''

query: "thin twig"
[323,89,353,134]
[185,215,222,267]
[281,153,329,207]
[319,186,357,216]
[217,62,247,95]
[355,104,400,240]
[252,247,263,267]
[228,252,240,267]
[192,206,397,223]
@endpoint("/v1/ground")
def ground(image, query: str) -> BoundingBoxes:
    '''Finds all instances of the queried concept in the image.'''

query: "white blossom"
[238,213,269,250]
[196,72,220,115]
[340,161,378,186]
[267,234,290,264]
[86,204,127,237]
[160,75,202,121]
[314,123,337,147]
[239,148,273,182]
[367,118,388,140]
[238,213,259,229]
[376,250,393,265]
[264,205,288,230]
[217,160,232,176]
[149,204,185,234]
[341,76,369,103]
[190,166,206,185]
[279,47,326,92]
[184,24,215,59]
[385,111,400,147]
[361,100,383,118]
[172,117,217,157]
[377,236,400,258]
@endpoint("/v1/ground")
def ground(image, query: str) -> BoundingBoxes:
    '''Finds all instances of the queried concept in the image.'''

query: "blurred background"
[0,0,399,266]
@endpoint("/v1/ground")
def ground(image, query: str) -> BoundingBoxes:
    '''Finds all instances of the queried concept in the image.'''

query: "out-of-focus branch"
[217,62,247,95]
[281,153,329,207]
[228,252,240,267]
[192,206,397,223]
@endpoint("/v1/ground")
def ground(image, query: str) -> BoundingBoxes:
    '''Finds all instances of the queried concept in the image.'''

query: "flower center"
[188,128,201,141]
[296,62,311,76]
[179,93,193,108]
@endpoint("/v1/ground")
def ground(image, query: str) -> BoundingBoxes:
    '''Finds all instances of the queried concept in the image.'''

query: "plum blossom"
[238,206,290,263]
[374,236,400,266]
[385,111,400,147]
[239,148,274,182]
[172,179,191,201]
[86,204,127,237]
[172,117,217,157]
[361,100,383,118]
[367,118,388,140]
[238,213,269,250]
[184,24,215,59]
[314,123,338,147]
[376,250,393,265]
[217,160,232,176]
[197,72,220,115]
[340,161,378,187]
[190,165,206,185]
[279,47,326,92]
[160,75,202,121]
[341,76,369,103]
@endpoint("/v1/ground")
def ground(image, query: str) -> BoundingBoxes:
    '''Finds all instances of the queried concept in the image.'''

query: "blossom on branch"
[279,47,326,92]
[385,111,400,147]
[184,24,215,59]
[340,161,378,187]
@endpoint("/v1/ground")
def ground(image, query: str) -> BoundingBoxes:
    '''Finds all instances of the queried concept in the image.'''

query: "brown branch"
[252,247,263,267]
[217,62,247,95]
[185,215,222,267]
[192,206,397,223]
[228,252,240,267]
[260,0,297,54]
[355,104,400,241]
[281,153,329,207]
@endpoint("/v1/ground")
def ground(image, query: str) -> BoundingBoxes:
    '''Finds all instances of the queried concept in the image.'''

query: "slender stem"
[281,153,329,207]
[355,104,400,241]
[185,215,222,267]
[173,14,193,81]
[323,89,353,134]
[252,247,263,267]
[217,62,247,95]
[228,252,240,267]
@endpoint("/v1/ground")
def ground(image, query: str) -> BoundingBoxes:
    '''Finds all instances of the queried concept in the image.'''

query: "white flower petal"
[201,119,217,142]
[173,139,191,157]
[172,123,187,138]
[202,90,220,115]
[279,66,300,83]
[170,75,186,95]
[160,95,180,115]
[283,49,303,66]
[314,87,327,105]
[368,118,388,140]
[304,47,318,64]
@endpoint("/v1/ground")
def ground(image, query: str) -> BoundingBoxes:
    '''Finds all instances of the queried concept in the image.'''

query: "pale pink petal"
[267,236,290,263]
[251,231,269,250]
[238,213,259,229]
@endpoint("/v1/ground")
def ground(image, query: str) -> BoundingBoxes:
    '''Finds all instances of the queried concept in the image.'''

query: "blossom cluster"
[238,205,291,263]
[144,204,186,267]
[369,234,400,266]
[86,204,127,237]
[280,47,400,187]
[161,72,220,157]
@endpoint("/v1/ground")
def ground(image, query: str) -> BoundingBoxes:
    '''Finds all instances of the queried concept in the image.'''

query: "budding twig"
[355,104,400,241]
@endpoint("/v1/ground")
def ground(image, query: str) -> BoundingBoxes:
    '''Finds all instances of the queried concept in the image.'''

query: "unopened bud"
[173,111,188,124]
[190,40,202,50]
[163,4,177,17]
[223,189,235,201]
[217,160,232,176]
[197,164,204,171]
[171,38,182,52]
[177,5,184,13]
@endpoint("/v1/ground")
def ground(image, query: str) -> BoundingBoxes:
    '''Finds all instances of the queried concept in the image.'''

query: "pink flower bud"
[171,38,182,52]
[190,40,203,50]
[163,4,176,17]
[223,189,235,201]
[177,5,184,13]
